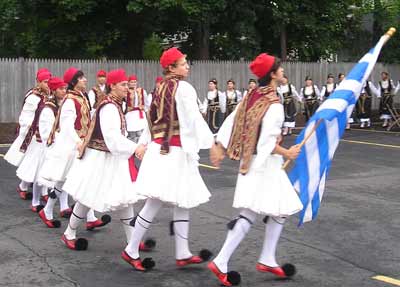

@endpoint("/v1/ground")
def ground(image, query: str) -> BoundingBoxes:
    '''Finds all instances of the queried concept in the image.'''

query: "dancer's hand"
[135,144,147,160]
[285,144,301,160]
[210,142,225,168]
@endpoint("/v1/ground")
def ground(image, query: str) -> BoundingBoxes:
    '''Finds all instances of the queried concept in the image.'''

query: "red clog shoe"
[61,234,88,251]
[256,262,296,278]
[38,209,61,228]
[86,214,111,230]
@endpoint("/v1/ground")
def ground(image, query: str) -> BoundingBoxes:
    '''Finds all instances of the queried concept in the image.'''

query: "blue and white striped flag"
[288,28,396,225]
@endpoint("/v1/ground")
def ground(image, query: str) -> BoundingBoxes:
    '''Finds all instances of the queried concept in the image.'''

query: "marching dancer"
[38,67,110,230]
[125,75,149,143]
[300,76,320,122]
[377,71,399,127]
[320,74,337,101]
[37,77,72,227]
[88,70,107,116]
[60,69,154,252]
[208,53,302,286]
[356,80,379,128]
[4,69,51,200]
[122,47,217,271]
[223,79,242,118]
[205,78,226,133]
[277,75,301,135]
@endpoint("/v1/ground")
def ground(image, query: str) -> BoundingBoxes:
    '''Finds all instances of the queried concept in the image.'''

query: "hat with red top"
[128,75,137,81]
[37,71,52,82]
[97,70,107,77]
[160,47,185,69]
[48,77,67,91]
[107,69,128,85]
[249,53,276,79]
[63,67,80,84]
[155,76,163,83]
[36,68,50,80]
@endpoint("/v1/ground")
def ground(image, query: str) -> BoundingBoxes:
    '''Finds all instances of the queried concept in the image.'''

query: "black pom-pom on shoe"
[199,249,213,262]
[282,263,296,277]
[142,257,156,270]
[227,271,241,285]
[75,238,89,251]
[101,214,112,224]
[144,238,156,249]
[52,220,61,228]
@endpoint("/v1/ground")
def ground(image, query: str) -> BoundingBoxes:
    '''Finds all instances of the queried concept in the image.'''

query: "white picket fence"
[1,58,399,122]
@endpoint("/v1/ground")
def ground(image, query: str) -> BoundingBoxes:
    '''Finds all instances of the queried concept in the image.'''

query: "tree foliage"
[0,0,399,62]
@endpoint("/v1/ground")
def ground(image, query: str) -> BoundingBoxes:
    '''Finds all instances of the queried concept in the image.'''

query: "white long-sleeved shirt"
[99,104,137,159]
[18,93,42,137]
[38,106,56,146]
[222,90,243,103]
[376,79,399,97]
[201,90,226,113]
[300,85,320,101]
[320,83,336,101]
[217,102,284,169]
[277,84,301,103]
[139,80,214,161]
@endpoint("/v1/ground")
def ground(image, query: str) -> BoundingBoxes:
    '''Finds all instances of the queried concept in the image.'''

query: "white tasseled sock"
[258,216,286,267]
[19,180,29,191]
[213,209,257,273]
[44,187,62,219]
[173,207,192,260]
[116,205,135,243]
[32,183,43,207]
[125,198,162,259]
[64,202,90,240]
[59,190,69,211]
[86,209,98,222]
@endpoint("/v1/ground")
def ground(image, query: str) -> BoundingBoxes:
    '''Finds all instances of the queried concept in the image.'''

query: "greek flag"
[289,29,395,225]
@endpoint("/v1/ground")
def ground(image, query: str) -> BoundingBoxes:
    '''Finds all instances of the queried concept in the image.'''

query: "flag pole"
[282,27,396,170]
[282,119,323,169]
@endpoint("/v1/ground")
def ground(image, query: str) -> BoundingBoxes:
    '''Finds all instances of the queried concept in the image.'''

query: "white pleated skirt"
[136,142,211,209]
[62,148,139,212]
[37,144,76,188]
[233,154,303,217]
[4,135,26,167]
[16,140,45,183]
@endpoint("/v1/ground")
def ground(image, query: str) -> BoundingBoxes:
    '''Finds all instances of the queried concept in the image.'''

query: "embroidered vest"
[226,86,280,175]
[148,78,181,154]
[19,88,48,152]
[47,90,90,146]
[78,96,126,158]
[126,87,145,113]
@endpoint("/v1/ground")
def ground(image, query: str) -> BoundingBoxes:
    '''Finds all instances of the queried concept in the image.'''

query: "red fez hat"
[36,68,50,79]
[249,53,276,79]
[63,67,79,84]
[155,76,163,83]
[37,71,52,82]
[48,77,67,91]
[128,75,137,81]
[160,47,185,69]
[107,69,128,85]
[97,70,107,77]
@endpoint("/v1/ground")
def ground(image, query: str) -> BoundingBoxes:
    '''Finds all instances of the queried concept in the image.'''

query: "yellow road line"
[199,163,220,170]
[372,275,400,286]
[0,144,11,147]
[341,139,400,149]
